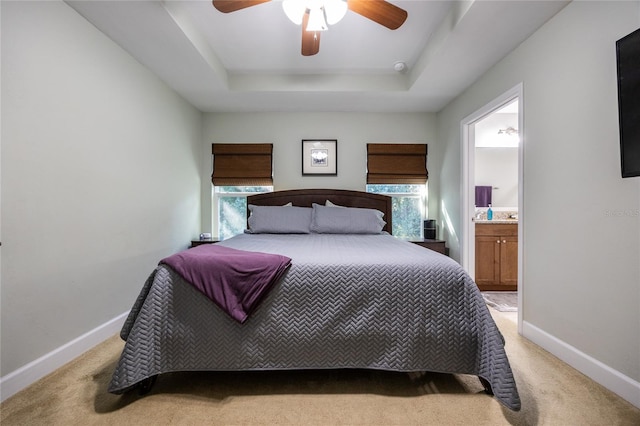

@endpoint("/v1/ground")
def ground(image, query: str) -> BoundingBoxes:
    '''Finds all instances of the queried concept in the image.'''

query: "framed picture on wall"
[302,139,337,176]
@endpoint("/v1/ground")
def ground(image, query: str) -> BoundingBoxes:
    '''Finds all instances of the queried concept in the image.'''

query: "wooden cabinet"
[475,223,517,291]
[411,239,447,255]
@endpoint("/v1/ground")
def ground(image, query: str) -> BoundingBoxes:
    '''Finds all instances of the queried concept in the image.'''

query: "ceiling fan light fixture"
[282,0,306,25]
[283,0,346,28]
[306,6,328,31]
[323,0,348,25]
[214,0,408,56]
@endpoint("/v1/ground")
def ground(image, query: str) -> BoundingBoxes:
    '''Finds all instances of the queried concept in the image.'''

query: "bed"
[108,189,521,411]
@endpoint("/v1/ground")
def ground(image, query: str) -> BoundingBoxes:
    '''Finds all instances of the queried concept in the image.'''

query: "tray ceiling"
[67,0,569,112]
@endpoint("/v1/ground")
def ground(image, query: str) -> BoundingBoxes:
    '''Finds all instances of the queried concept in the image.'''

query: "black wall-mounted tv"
[616,28,640,178]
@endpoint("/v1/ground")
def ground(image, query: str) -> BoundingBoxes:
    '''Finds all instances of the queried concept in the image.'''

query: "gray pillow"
[247,205,312,234]
[310,203,386,234]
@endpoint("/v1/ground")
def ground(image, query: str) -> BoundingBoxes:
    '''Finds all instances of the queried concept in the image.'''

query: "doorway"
[461,84,523,333]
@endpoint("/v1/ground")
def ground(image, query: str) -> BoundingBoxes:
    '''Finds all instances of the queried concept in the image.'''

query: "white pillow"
[310,203,385,234]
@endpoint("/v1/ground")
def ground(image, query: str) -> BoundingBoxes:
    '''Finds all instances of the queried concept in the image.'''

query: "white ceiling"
[66,0,569,113]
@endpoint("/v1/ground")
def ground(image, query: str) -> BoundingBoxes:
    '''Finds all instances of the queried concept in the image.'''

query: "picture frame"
[302,139,338,176]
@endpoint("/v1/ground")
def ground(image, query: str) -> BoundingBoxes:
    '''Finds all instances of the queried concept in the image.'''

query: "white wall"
[202,112,437,235]
[1,1,202,376]
[437,0,640,401]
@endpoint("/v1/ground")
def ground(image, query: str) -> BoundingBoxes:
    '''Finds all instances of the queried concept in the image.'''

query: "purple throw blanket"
[160,244,291,323]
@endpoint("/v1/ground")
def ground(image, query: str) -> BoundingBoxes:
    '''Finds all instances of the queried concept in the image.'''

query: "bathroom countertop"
[474,209,518,223]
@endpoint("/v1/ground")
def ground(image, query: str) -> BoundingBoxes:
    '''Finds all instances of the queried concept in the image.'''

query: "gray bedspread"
[108,233,521,411]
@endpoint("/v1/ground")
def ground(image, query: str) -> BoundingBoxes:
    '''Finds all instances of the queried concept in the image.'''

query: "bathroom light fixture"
[497,126,518,136]
[283,0,348,31]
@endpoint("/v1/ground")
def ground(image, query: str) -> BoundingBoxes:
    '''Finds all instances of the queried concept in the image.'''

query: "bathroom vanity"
[475,222,518,291]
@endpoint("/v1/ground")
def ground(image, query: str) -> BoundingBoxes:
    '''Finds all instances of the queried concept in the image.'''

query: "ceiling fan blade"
[347,0,407,30]
[301,12,320,56]
[212,0,271,13]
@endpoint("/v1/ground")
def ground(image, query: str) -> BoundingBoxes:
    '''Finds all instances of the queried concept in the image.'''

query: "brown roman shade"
[366,143,428,184]
[211,143,273,186]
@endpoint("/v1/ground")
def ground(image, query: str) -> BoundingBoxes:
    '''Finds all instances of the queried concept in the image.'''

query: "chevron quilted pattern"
[108,234,521,411]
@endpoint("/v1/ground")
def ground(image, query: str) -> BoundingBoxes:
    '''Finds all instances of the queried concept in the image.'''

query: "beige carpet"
[2,309,639,425]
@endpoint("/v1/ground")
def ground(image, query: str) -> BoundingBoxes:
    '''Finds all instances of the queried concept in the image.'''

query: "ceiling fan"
[212,0,408,56]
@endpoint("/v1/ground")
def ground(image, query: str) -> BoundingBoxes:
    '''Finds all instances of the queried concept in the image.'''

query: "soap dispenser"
[487,204,493,221]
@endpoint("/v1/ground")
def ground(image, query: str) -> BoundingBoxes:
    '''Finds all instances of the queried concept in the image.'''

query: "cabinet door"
[499,236,518,287]
[475,235,500,287]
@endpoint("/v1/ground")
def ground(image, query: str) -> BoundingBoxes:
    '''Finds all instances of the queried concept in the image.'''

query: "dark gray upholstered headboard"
[247,189,393,234]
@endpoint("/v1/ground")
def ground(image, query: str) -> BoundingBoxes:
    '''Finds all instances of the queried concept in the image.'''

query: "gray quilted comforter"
[108,233,521,411]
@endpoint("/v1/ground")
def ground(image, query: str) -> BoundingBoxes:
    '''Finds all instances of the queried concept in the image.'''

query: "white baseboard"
[522,320,640,409]
[0,311,129,402]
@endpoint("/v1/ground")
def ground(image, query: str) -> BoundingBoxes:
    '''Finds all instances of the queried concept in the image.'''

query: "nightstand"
[411,239,448,255]
[190,238,218,248]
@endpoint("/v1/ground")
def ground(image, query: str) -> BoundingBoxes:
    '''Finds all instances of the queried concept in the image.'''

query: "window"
[212,143,273,240]
[214,186,272,240]
[366,144,428,240]
[367,184,426,240]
